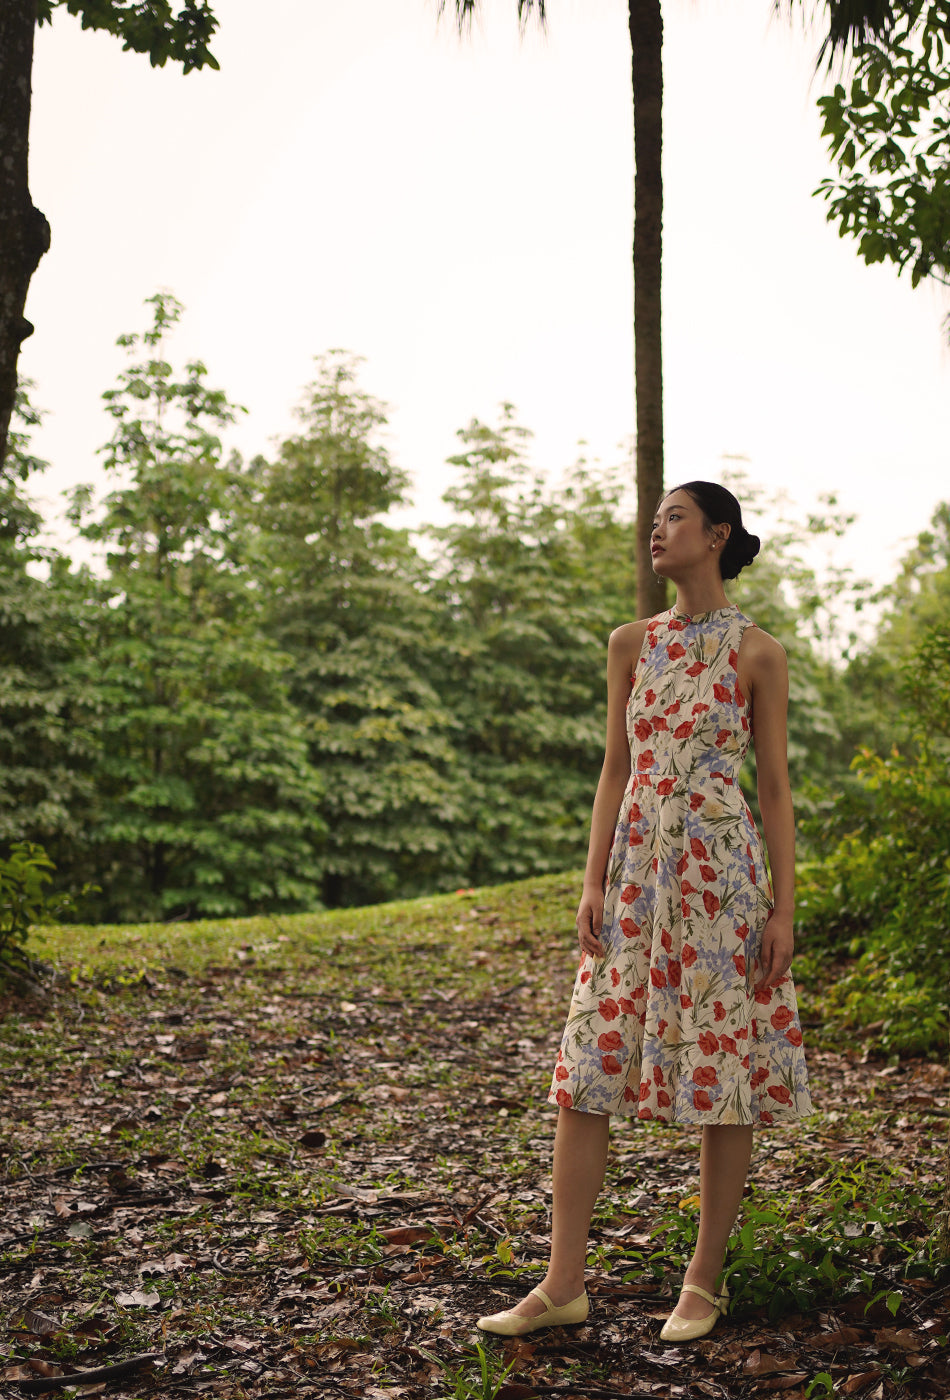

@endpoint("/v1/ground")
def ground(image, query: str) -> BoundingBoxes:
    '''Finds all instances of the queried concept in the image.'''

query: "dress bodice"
[627,606,754,790]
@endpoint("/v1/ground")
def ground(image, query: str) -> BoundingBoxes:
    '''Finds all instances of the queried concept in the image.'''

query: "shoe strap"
[529,1286,554,1311]
[680,1283,717,1307]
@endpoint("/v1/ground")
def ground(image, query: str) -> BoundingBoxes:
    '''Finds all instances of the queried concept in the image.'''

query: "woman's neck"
[671,580,731,617]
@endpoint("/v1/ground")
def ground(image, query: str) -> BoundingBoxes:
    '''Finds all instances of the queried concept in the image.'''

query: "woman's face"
[650,490,722,577]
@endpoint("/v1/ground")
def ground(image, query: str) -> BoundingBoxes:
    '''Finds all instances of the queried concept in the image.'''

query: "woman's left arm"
[743,630,796,991]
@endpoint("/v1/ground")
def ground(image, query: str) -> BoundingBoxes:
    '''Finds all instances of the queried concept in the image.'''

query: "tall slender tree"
[441,1,896,617]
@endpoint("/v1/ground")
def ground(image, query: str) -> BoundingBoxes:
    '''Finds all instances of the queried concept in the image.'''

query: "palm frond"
[437,0,547,34]
[776,0,894,66]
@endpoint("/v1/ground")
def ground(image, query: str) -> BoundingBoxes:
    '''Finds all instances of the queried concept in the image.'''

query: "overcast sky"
[21,0,950,594]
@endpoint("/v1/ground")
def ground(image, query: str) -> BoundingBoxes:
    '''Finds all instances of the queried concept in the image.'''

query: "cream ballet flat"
[476,1285,590,1336]
[659,1283,729,1343]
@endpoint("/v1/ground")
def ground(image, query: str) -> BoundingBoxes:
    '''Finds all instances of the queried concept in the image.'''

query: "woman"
[477,482,812,1342]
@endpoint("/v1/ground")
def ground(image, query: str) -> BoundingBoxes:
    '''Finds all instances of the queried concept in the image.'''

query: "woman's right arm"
[576,621,645,959]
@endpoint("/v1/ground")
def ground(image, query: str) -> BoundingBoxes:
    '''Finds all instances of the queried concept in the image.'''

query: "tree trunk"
[629,0,667,620]
[0,0,50,470]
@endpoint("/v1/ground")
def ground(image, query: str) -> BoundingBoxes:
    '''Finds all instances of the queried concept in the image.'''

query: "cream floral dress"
[548,606,812,1125]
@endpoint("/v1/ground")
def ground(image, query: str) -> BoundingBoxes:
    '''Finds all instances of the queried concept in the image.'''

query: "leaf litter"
[0,874,947,1399]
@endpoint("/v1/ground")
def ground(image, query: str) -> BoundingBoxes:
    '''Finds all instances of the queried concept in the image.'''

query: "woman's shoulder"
[608,615,656,653]
[738,620,788,673]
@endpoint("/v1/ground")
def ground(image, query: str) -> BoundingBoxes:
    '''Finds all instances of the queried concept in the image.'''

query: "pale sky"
[21,0,950,593]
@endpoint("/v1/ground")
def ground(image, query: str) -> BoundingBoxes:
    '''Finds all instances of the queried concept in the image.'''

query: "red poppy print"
[634,717,652,742]
[771,1006,794,1030]
[690,837,708,860]
[702,890,721,918]
[681,943,697,968]
[693,1065,718,1087]
[599,997,620,1021]
[689,792,706,810]
[767,1084,792,1105]
[620,917,640,938]
[657,778,676,795]
[602,1054,623,1074]
[698,1030,719,1055]
[667,642,686,660]
[713,682,732,704]
[674,720,695,739]
[685,661,707,676]
[693,1089,713,1112]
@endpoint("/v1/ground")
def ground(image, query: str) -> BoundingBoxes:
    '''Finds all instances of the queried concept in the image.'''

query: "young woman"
[477,481,812,1342]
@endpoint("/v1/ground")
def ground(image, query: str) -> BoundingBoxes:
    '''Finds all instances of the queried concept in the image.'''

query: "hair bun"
[721,526,760,580]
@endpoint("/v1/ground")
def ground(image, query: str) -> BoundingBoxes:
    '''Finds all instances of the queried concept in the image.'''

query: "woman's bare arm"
[741,628,796,990]
[576,621,645,959]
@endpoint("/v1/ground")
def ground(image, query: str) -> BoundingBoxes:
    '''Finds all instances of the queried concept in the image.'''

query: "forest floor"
[0,873,947,1400]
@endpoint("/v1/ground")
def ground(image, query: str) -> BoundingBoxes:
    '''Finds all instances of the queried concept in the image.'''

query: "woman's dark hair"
[663,481,761,581]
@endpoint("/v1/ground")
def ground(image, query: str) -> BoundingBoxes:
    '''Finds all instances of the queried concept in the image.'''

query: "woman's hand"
[755,910,795,990]
[576,884,606,960]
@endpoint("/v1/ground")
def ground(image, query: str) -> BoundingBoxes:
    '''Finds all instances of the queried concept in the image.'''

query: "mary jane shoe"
[659,1283,729,1343]
[477,1285,589,1336]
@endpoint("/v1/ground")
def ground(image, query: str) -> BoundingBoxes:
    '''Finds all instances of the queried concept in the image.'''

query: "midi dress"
[548,605,813,1126]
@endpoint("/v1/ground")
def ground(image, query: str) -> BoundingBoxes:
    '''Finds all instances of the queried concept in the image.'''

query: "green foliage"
[426,411,637,886]
[417,1342,517,1400]
[0,387,96,856]
[0,842,82,967]
[246,352,460,907]
[645,1160,942,1320]
[797,619,950,1056]
[816,0,950,292]
[66,295,325,921]
[36,1,220,74]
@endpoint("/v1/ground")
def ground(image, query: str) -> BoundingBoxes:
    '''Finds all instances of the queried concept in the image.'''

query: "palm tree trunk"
[629,0,667,620]
[0,0,50,469]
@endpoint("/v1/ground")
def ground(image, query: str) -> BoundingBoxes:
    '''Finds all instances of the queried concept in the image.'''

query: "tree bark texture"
[629,0,667,620]
[0,0,50,469]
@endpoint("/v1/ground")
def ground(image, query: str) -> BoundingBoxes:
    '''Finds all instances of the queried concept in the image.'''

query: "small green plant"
[417,1343,520,1400]
[805,1374,834,1399]
[0,842,58,965]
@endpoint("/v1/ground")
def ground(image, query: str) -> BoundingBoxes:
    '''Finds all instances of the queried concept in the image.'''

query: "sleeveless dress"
[548,605,813,1126]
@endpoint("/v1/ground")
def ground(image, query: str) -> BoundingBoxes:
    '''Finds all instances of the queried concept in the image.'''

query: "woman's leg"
[510,1105,610,1317]
[673,1123,753,1319]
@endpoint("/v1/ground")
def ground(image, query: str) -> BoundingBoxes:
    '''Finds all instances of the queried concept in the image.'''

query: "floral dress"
[548,605,813,1126]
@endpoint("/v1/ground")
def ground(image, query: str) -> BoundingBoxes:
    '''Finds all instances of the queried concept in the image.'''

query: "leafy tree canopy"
[816,0,950,290]
[35,0,219,72]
